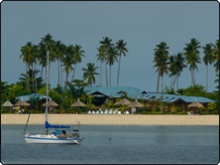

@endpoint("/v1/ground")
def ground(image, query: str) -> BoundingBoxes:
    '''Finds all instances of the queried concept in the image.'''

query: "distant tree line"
[1,34,219,111]
[153,38,219,94]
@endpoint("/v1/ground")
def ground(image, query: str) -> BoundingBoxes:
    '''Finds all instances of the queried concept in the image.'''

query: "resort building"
[84,86,215,112]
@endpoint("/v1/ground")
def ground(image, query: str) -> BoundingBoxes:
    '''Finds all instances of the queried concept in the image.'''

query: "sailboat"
[24,51,81,144]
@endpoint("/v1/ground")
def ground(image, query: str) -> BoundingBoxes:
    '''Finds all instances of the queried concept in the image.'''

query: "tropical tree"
[183,38,201,86]
[169,53,186,91]
[39,33,56,85]
[213,39,219,73]
[202,43,214,92]
[169,55,177,91]
[19,69,41,93]
[32,44,40,91]
[99,37,113,86]
[212,39,219,91]
[82,63,99,92]
[153,42,170,93]
[214,73,219,90]
[1,81,11,102]
[116,40,128,87]
[96,47,105,86]
[54,41,66,87]
[20,42,35,92]
[72,79,87,100]
[82,63,99,107]
[106,45,118,86]
[62,45,75,85]
[71,44,85,81]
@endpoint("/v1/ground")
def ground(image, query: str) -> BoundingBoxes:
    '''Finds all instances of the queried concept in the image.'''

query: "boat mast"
[46,50,49,134]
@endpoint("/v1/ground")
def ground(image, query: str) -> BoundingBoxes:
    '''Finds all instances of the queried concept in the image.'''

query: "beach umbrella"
[114,98,131,105]
[15,100,30,106]
[128,99,144,114]
[42,100,59,107]
[187,101,204,109]
[2,100,13,113]
[15,100,30,113]
[2,100,13,107]
[187,101,204,114]
[128,100,144,108]
[115,98,131,112]
[71,99,86,107]
[71,99,86,114]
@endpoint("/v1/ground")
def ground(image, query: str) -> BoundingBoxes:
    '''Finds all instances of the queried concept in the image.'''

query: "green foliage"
[177,84,206,96]
[207,102,216,111]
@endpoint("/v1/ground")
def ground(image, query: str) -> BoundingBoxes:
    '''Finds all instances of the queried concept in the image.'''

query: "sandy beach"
[1,114,219,126]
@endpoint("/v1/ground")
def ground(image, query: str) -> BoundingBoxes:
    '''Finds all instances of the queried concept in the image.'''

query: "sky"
[1,1,219,93]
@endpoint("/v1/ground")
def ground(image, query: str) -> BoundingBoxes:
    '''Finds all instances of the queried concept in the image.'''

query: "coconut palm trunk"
[100,61,102,86]
[156,74,160,93]
[117,55,121,87]
[105,62,108,86]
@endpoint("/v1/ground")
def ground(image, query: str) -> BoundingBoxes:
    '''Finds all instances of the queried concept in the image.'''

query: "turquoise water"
[1,125,219,164]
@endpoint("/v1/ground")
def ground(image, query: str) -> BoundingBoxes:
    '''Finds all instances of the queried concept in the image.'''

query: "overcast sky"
[1,1,219,92]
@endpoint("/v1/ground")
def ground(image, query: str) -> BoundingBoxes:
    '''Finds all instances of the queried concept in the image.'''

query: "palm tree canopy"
[184,38,201,70]
[82,63,99,86]
[116,40,128,57]
[202,43,214,65]
[153,42,170,76]
[106,46,118,66]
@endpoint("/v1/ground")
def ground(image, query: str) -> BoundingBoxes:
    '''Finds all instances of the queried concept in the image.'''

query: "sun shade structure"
[42,100,59,107]
[128,100,144,108]
[187,101,204,109]
[71,99,86,107]
[114,98,131,105]
[15,100,30,106]
[2,100,13,107]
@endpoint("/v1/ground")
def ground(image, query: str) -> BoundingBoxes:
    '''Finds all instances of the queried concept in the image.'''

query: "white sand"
[1,114,218,125]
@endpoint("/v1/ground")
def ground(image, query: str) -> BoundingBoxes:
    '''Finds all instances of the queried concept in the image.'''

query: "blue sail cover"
[45,121,70,129]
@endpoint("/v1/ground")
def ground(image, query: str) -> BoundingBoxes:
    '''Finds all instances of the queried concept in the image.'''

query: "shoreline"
[1,114,219,126]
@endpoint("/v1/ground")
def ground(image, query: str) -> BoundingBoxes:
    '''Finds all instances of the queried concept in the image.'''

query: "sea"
[1,124,219,164]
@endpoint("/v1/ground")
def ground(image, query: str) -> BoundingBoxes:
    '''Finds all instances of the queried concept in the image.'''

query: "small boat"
[24,51,82,144]
[24,121,81,144]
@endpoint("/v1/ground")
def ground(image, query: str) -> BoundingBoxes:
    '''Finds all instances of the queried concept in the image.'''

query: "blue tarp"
[45,121,70,129]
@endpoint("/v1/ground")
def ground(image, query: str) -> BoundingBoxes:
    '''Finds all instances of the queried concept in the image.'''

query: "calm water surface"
[1,124,219,164]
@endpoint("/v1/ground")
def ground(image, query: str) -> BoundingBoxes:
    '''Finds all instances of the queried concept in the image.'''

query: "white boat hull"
[24,134,80,144]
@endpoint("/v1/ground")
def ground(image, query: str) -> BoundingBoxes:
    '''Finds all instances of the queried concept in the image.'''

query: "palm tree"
[71,44,85,81]
[213,39,219,91]
[106,45,118,87]
[202,43,214,92]
[20,42,35,92]
[72,79,87,99]
[63,45,75,85]
[169,55,177,91]
[32,44,39,91]
[169,53,186,91]
[184,38,201,86]
[214,73,219,90]
[39,33,55,85]
[82,63,99,93]
[37,42,47,82]
[213,39,219,73]
[116,40,128,87]
[175,53,186,90]
[54,41,66,87]
[19,69,40,92]
[153,42,170,93]
[99,37,113,86]
[96,46,105,86]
